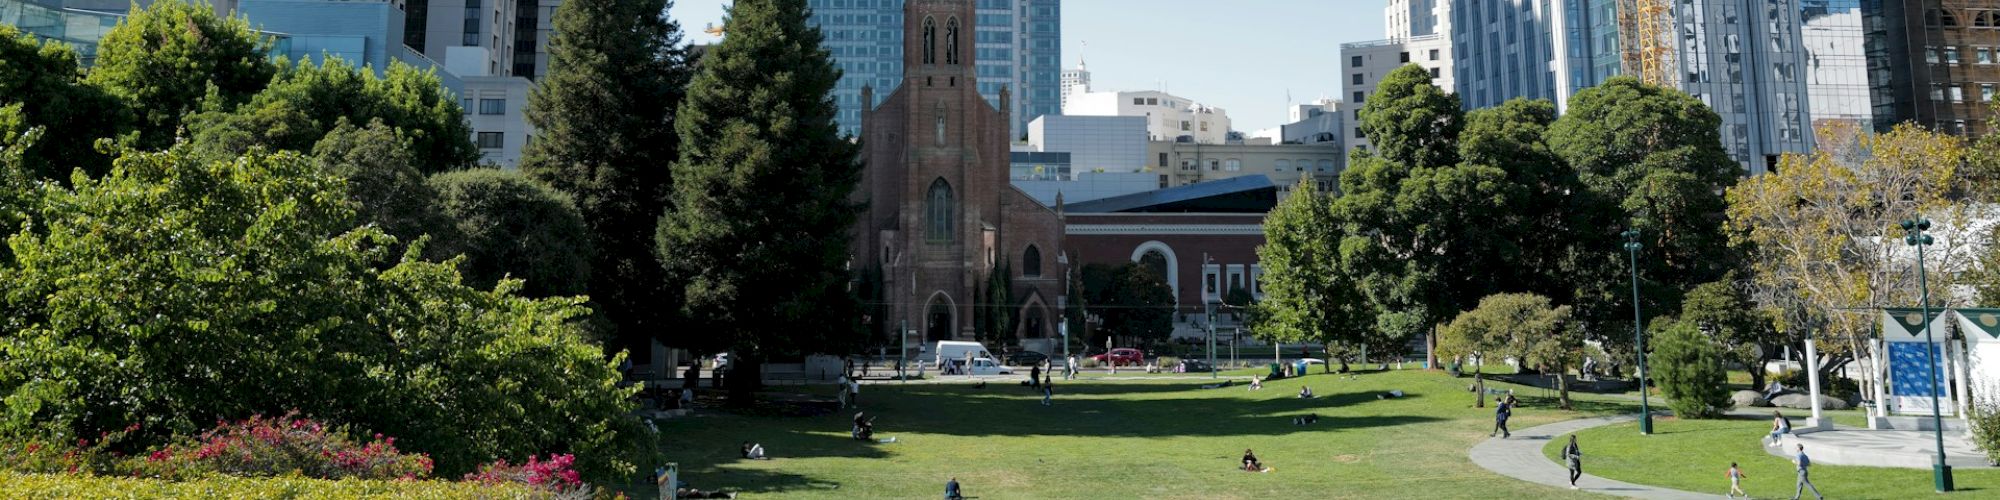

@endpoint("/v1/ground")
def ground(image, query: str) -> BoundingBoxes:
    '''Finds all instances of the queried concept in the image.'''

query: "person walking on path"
[847,377,861,408]
[1792,444,1824,500]
[836,374,851,409]
[1490,397,1513,438]
[1067,355,1079,379]
[1726,462,1748,499]
[1041,375,1053,406]
[1560,435,1582,489]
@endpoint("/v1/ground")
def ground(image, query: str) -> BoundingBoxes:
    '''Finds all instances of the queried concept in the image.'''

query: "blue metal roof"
[1063,175,1279,213]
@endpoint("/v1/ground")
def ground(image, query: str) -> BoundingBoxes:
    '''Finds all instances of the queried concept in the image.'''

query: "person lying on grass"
[1242,449,1269,472]
[741,441,768,460]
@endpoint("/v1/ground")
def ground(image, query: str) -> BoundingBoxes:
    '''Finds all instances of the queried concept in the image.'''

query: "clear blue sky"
[668,0,1389,130]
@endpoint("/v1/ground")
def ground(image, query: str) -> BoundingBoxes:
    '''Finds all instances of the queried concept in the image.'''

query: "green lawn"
[1542,417,2000,499]
[647,368,1633,499]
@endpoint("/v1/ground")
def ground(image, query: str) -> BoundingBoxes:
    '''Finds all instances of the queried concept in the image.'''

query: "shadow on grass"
[861,386,1443,439]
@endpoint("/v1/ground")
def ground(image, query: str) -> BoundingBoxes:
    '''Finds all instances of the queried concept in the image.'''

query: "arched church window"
[945,17,960,65]
[927,178,954,243]
[1023,245,1042,277]
[922,17,936,64]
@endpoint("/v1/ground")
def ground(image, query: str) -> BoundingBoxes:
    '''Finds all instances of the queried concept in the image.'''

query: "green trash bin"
[1268,363,1282,379]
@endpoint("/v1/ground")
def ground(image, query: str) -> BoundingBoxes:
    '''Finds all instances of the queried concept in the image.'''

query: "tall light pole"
[1903,218,1954,492]
[1622,228,1653,435]
[1204,253,1217,379]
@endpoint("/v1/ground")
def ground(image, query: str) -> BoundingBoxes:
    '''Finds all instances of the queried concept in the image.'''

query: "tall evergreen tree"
[657,0,864,403]
[519,0,690,354]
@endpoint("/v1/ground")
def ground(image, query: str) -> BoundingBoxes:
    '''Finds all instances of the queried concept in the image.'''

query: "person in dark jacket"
[1562,435,1582,489]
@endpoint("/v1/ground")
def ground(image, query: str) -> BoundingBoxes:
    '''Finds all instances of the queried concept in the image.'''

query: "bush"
[464,454,583,490]
[1970,386,2000,466]
[1651,322,1734,418]
[0,146,645,481]
[127,413,431,481]
[0,471,529,498]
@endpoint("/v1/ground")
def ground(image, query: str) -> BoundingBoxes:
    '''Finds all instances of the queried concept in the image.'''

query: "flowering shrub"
[124,413,431,481]
[0,424,142,475]
[463,454,582,487]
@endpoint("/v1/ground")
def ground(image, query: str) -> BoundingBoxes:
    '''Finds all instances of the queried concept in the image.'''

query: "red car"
[1091,348,1145,366]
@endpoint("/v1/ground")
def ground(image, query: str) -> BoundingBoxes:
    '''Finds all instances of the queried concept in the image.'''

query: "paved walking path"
[1469,414,1715,499]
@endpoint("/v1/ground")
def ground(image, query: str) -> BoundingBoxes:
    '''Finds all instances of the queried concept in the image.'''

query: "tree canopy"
[429,168,593,298]
[0,25,128,179]
[190,58,477,173]
[85,0,272,149]
[521,0,691,356]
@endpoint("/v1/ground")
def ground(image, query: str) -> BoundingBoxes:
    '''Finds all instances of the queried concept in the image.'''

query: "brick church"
[852,0,1067,348]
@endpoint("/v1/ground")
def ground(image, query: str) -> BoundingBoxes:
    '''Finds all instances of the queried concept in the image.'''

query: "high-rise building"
[511,0,557,79]
[1387,0,1443,38]
[1451,0,1814,174]
[1861,1,2000,136]
[403,0,555,79]
[1060,59,1089,112]
[808,0,1060,138]
[1799,0,1873,128]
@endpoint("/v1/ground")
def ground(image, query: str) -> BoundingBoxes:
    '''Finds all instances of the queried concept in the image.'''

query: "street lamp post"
[1205,253,1218,379]
[1903,218,1955,492]
[1622,229,1654,435]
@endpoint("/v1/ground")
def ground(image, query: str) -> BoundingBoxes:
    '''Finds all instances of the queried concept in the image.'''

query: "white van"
[933,341,993,367]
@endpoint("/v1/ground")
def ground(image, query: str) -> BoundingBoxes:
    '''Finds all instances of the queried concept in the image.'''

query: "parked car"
[1177,358,1213,373]
[1005,350,1049,366]
[1091,348,1145,366]
[961,357,1013,376]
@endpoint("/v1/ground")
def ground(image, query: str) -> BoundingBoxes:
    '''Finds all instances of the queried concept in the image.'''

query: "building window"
[476,132,504,149]
[1428,49,1439,60]
[1133,97,1146,105]
[1947,47,1962,64]
[1352,91,1364,103]
[1354,128,1365,139]
[1399,51,1410,63]
[1023,245,1041,277]
[1984,84,1996,101]
[1351,73,1363,85]
[922,16,936,64]
[1181,121,1191,131]
[944,17,960,64]
[1158,152,1168,167]
[1317,159,1334,172]
[1350,55,1363,67]
[478,98,505,115]
[1225,159,1241,171]
[1146,98,1159,105]
[1208,159,1219,171]
[1430,67,1441,78]
[926,178,954,243]
[1982,48,1995,64]
[1274,159,1290,172]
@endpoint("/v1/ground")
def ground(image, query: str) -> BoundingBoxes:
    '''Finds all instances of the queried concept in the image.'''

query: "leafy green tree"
[190,58,476,172]
[1078,263,1176,348]
[1679,275,1781,389]
[85,0,272,149]
[1224,286,1255,321]
[0,104,40,260]
[520,0,691,357]
[0,145,647,481]
[1549,76,1743,355]
[1440,293,1584,408]
[310,119,458,255]
[656,0,864,402]
[1652,321,1734,418]
[0,26,128,179]
[1256,177,1370,352]
[429,169,593,298]
[1357,64,1461,169]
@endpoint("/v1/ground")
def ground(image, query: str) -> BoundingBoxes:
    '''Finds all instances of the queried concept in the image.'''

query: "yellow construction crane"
[704,22,725,37]
[1618,0,1676,88]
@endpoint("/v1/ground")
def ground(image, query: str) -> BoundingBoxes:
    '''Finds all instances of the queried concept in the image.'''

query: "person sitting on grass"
[1249,375,1263,390]
[741,441,768,460]
[1298,385,1314,399]
[852,412,875,441]
[945,476,963,500]
[1241,449,1267,472]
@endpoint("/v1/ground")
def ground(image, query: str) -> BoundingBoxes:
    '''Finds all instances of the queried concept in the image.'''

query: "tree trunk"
[1427,327,1440,371]
[1749,348,1770,393]
[1474,370,1487,408]
[1556,363,1573,410]
[727,354,764,407]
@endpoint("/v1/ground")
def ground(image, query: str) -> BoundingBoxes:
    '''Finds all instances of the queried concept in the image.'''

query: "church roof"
[1063,175,1279,214]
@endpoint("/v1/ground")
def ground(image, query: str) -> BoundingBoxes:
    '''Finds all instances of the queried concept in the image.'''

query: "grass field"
[1542,417,2000,499]
[649,368,1633,499]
